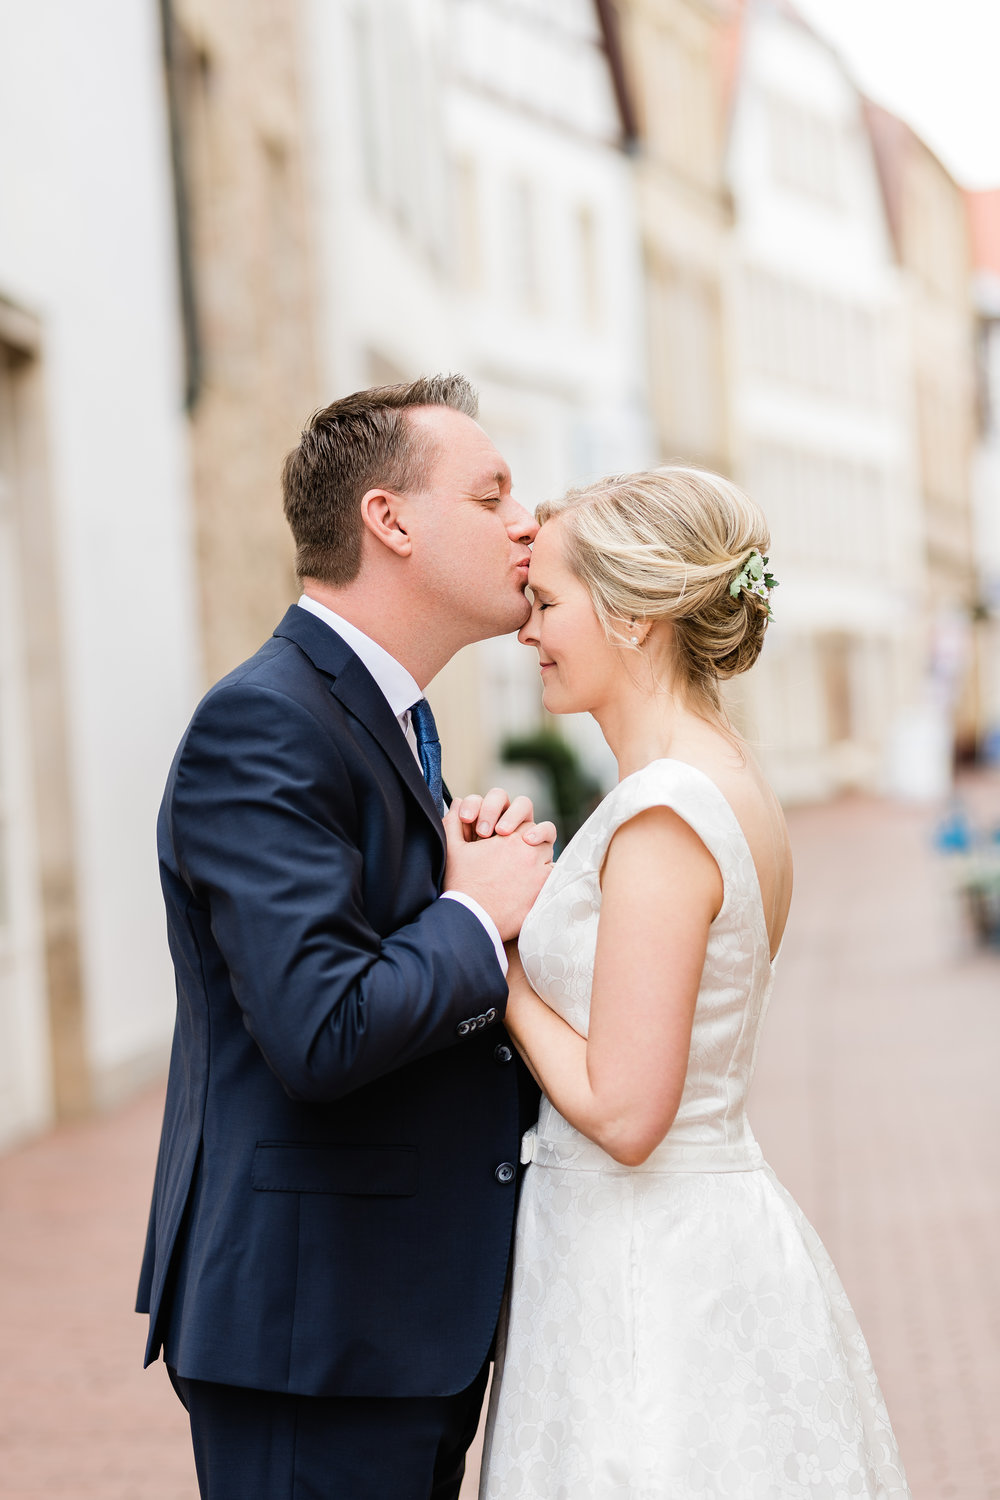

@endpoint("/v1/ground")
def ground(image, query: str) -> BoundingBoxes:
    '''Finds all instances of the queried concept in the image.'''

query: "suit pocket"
[251,1142,418,1196]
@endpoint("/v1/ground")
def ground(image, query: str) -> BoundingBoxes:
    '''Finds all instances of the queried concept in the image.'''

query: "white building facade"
[0,4,200,1145]
[725,0,926,803]
[300,0,653,799]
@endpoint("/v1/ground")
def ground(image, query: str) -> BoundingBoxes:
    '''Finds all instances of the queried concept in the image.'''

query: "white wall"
[0,1,200,1102]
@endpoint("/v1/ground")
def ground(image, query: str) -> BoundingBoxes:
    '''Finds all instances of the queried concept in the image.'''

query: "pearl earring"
[630,636,639,645]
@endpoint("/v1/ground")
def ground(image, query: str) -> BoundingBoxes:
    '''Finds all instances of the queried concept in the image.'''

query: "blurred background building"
[968,188,1000,759]
[0,0,997,1146]
[0,4,200,1148]
[866,96,982,777]
[723,1,925,803]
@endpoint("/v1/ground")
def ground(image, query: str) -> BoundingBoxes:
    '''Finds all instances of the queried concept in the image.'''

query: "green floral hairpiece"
[729,550,778,621]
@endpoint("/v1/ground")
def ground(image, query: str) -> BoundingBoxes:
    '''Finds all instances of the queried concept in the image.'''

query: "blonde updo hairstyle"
[536,466,772,714]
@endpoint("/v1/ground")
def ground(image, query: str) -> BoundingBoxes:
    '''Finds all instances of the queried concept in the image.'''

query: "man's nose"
[507,501,539,544]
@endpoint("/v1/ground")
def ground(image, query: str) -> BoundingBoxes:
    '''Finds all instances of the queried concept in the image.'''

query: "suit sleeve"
[164,681,508,1102]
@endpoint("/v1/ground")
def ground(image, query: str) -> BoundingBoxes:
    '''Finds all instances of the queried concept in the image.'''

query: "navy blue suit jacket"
[137,606,537,1398]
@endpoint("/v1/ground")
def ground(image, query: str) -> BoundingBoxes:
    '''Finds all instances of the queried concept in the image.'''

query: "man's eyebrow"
[483,468,510,489]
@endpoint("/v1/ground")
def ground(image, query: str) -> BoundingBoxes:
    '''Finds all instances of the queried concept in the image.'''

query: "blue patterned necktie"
[409,697,445,818]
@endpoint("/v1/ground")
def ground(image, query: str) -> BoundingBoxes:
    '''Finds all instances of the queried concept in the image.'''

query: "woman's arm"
[504,806,722,1165]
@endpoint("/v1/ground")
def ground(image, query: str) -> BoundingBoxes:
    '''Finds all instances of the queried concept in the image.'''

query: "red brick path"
[0,1091,195,1499]
[1,783,998,1499]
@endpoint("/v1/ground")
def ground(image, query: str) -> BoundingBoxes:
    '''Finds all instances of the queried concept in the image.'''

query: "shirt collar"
[296,596,421,719]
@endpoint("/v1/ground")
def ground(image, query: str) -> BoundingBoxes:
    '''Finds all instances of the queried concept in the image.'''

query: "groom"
[137,375,552,1499]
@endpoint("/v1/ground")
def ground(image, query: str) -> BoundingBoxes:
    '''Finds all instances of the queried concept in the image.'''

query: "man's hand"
[451,787,550,843]
[443,802,556,940]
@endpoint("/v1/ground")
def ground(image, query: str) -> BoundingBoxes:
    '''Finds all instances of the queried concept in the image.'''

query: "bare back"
[661,723,793,962]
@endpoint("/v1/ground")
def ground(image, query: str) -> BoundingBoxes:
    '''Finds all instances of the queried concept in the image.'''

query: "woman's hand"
[452,789,556,848]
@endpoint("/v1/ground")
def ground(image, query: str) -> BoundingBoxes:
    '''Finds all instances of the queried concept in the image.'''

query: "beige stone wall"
[617,0,732,474]
[902,141,978,603]
[897,139,980,746]
[168,0,322,684]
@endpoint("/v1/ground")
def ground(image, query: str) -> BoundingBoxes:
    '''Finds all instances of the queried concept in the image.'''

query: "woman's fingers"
[494,795,536,836]
[522,820,557,852]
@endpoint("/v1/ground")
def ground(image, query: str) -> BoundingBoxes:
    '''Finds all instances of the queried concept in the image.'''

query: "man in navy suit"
[137,375,554,1498]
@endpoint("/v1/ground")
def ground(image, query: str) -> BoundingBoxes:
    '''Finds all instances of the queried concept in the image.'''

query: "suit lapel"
[273,607,447,854]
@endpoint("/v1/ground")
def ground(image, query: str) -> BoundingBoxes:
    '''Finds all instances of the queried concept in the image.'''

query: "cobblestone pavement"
[2,781,998,1499]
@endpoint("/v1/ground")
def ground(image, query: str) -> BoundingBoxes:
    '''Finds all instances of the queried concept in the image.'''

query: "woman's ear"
[623,616,652,647]
[360,488,412,558]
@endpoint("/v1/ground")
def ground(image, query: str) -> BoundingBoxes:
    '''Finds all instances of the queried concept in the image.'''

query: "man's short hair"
[281,373,479,586]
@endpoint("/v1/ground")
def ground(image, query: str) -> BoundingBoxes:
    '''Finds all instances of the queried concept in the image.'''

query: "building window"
[353,0,450,267]
[576,203,600,328]
[746,439,891,577]
[648,257,725,464]
[742,267,885,407]
[818,632,853,744]
[453,155,483,290]
[510,178,540,312]
[767,94,844,208]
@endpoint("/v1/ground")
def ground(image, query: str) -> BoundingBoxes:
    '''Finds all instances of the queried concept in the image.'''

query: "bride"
[474,468,911,1498]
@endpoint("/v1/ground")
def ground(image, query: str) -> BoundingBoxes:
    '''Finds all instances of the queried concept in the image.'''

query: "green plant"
[501,729,602,845]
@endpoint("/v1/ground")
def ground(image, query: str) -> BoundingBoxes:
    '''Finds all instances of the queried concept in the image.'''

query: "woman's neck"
[593,679,729,782]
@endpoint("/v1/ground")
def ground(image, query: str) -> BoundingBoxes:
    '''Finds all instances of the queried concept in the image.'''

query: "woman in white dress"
[477,468,910,1499]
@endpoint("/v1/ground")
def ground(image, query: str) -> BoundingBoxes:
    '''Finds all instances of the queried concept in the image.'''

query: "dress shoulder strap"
[568,759,751,911]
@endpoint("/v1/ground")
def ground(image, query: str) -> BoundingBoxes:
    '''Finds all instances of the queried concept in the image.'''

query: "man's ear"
[360,488,412,558]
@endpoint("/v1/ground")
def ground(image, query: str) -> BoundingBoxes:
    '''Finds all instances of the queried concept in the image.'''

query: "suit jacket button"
[485,1007,498,1024]
[456,1021,471,1037]
[493,1043,513,1065]
[495,1162,515,1185]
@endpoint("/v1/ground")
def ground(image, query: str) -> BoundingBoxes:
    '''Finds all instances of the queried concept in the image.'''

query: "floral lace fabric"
[480,760,910,1499]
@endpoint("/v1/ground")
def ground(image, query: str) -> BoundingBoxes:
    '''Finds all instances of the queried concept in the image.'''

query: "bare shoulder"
[602,803,725,917]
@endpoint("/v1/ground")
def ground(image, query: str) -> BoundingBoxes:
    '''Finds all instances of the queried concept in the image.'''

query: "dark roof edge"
[594,0,639,150]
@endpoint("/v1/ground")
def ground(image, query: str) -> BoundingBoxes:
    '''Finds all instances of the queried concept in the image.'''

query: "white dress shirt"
[297,595,507,974]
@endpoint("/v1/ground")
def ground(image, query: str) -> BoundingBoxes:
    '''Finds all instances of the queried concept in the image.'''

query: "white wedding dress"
[480,760,910,1499]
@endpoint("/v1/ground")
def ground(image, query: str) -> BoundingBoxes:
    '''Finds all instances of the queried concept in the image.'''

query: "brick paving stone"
[3,779,998,1499]
[0,1088,196,1499]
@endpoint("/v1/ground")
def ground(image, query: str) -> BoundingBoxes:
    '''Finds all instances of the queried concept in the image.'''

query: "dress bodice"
[518,759,778,1173]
